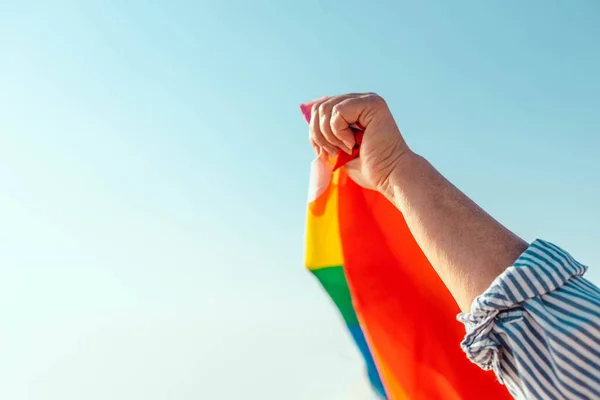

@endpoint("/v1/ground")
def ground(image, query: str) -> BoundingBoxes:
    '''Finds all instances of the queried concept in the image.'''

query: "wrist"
[376,150,422,203]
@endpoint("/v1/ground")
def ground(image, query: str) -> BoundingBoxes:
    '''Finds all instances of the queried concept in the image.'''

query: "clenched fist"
[308,93,411,191]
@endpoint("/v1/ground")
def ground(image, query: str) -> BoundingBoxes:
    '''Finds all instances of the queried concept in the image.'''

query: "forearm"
[380,152,528,311]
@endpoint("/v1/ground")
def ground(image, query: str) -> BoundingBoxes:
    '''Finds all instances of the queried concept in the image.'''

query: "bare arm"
[379,151,528,311]
[308,93,528,311]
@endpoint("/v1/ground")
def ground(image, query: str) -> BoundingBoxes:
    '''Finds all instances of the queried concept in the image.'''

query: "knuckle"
[330,112,344,129]
[331,103,343,116]
[367,93,386,106]
[310,102,322,119]
[331,107,348,127]
[318,102,331,118]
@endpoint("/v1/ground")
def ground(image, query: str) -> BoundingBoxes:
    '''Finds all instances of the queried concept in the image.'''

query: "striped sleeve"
[458,239,600,400]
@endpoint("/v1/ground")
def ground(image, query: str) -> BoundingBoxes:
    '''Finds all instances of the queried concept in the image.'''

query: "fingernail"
[342,140,355,151]
[326,147,338,156]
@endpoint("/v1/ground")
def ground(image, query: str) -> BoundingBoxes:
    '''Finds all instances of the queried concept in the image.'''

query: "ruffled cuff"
[457,239,587,377]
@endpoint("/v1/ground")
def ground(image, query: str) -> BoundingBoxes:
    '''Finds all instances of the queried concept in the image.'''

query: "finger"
[310,98,337,156]
[318,97,354,155]
[310,139,320,157]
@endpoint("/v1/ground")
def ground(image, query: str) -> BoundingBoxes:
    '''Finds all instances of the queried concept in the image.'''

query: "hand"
[308,93,411,191]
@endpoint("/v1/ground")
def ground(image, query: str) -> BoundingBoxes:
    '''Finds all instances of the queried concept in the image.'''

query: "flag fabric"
[300,100,511,400]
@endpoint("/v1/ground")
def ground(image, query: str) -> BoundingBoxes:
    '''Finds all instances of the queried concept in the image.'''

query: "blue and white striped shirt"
[458,239,600,399]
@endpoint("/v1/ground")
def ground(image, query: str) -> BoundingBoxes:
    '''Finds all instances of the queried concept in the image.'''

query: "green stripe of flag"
[311,266,358,325]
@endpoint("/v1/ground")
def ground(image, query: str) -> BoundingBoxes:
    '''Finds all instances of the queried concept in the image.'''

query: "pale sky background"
[1,1,599,399]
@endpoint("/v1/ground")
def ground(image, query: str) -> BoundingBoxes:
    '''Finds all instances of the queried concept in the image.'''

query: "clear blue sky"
[1,1,599,399]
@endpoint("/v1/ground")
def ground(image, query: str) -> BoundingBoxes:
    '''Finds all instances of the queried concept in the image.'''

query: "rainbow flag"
[301,101,511,400]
